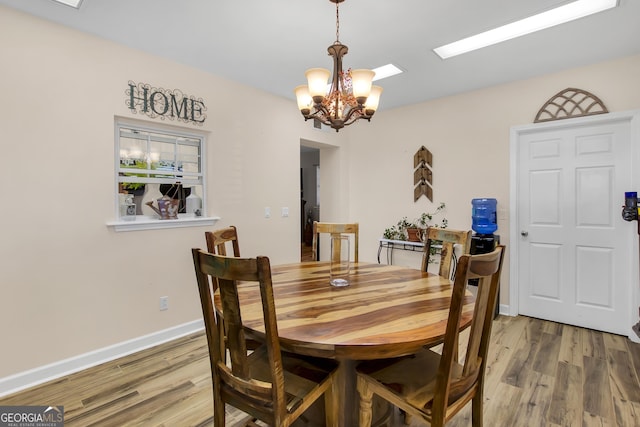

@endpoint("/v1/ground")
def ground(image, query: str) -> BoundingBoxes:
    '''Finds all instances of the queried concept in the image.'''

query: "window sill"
[106,214,220,232]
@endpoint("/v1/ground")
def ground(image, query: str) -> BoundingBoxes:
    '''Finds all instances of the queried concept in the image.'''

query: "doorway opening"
[301,145,320,261]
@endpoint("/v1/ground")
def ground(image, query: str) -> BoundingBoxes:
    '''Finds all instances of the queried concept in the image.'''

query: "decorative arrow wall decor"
[413,146,433,202]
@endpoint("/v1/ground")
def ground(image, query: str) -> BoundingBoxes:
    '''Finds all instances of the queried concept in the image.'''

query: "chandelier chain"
[335,1,340,42]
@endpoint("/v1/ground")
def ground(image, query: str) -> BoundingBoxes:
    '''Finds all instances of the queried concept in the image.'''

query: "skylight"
[433,0,618,59]
[372,64,403,81]
[51,0,83,9]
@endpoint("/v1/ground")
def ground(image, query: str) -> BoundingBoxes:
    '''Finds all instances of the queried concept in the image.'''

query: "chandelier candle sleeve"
[306,68,331,100]
[350,69,375,102]
[294,85,312,114]
[364,85,383,114]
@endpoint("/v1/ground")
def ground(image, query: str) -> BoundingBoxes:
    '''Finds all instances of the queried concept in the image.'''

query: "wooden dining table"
[216,261,475,426]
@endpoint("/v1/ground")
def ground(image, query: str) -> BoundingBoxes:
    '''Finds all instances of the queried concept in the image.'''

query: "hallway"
[301,242,313,262]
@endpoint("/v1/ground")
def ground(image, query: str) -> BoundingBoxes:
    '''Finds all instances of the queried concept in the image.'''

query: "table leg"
[336,358,357,426]
[335,358,392,427]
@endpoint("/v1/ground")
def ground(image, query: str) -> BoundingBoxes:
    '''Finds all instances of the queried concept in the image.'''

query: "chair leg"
[356,376,374,427]
[213,397,225,427]
[471,391,483,427]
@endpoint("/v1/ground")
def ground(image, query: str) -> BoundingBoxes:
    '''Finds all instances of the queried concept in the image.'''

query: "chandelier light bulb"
[305,68,331,101]
[364,85,383,113]
[294,85,313,113]
[350,69,375,102]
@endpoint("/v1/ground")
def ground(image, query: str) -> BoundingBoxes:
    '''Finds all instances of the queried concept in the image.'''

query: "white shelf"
[379,238,424,248]
[106,215,220,232]
[378,238,442,265]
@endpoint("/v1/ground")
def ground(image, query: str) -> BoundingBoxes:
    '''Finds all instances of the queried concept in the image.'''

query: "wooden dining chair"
[421,227,472,279]
[192,249,339,427]
[204,226,261,358]
[356,245,505,427]
[205,225,241,257]
[312,221,359,263]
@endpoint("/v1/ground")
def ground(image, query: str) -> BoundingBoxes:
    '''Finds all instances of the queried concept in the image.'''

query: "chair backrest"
[191,249,289,424]
[205,225,241,257]
[432,245,505,422]
[421,227,471,279]
[312,221,359,263]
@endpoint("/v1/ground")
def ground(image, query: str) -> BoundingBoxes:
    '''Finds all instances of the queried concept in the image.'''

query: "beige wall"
[348,54,640,306]
[0,6,339,379]
[2,3,640,384]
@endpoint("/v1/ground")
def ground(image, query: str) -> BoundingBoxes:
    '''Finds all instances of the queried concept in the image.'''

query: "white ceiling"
[2,0,639,111]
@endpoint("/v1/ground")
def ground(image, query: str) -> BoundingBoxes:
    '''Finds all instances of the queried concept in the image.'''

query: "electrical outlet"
[281,207,289,217]
[160,296,169,311]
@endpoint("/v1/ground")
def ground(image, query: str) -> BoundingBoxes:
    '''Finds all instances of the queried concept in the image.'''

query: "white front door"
[514,114,635,336]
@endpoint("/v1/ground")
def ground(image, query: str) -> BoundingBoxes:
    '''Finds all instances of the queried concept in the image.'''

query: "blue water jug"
[471,198,497,235]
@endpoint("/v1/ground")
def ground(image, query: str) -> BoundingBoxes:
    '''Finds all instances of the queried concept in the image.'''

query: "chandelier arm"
[341,105,364,124]
[311,105,330,120]
[310,105,346,131]
[305,104,332,124]
[306,103,372,130]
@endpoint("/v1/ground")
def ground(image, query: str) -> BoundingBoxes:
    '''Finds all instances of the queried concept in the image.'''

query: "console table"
[378,238,446,266]
[377,238,425,264]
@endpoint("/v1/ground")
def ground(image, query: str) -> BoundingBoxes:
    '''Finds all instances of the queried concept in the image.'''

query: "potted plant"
[383,202,447,242]
[119,160,152,214]
[414,202,448,240]
[383,217,412,241]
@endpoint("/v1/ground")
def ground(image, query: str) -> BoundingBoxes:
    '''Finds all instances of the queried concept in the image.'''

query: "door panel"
[530,243,561,300]
[576,246,613,307]
[530,170,561,224]
[518,120,631,335]
[576,167,613,227]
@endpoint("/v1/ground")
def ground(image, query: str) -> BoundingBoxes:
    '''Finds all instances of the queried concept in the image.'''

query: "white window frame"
[107,118,218,231]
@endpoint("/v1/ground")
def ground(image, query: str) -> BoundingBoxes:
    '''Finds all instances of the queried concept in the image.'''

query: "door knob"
[521,231,528,237]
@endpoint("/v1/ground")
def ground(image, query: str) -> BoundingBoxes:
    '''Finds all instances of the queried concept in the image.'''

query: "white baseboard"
[499,303,512,316]
[0,319,204,398]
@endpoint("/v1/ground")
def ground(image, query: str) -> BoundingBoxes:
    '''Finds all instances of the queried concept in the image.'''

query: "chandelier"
[294,0,383,132]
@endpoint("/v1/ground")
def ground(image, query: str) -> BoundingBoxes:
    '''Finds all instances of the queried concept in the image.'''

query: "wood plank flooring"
[1,315,639,426]
[301,242,314,262]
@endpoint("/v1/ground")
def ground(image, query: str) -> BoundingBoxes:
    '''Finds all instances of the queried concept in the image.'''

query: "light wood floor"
[2,315,639,426]
[301,242,314,262]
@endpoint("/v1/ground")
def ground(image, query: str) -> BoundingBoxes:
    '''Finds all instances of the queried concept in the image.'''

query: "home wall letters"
[126,80,207,126]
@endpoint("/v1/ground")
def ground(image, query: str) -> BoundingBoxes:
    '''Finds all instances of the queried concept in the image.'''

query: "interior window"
[115,120,205,221]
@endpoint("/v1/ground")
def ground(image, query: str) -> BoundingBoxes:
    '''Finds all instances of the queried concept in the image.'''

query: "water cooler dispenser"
[470,198,500,318]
